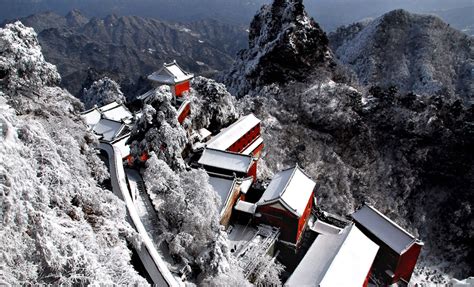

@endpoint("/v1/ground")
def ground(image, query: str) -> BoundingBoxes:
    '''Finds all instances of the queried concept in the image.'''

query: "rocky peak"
[225,0,334,97]
[65,9,88,28]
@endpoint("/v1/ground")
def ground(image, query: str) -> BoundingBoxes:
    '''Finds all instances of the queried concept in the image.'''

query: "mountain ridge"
[329,9,473,104]
[227,1,473,283]
[2,10,248,98]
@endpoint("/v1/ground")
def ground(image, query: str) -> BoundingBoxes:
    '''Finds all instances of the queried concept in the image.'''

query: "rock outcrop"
[225,0,335,97]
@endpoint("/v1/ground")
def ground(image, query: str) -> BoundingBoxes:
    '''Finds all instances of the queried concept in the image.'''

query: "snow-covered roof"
[93,119,125,142]
[242,136,263,156]
[208,175,237,212]
[240,177,253,194]
[112,136,131,158]
[351,204,420,254]
[102,105,133,123]
[257,165,316,217]
[234,200,257,214]
[198,148,254,174]
[285,224,379,287]
[310,219,343,236]
[148,61,194,84]
[137,88,155,101]
[82,101,133,131]
[81,108,101,128]
[197,128,212,142]
[98,101,121,112]
[206,114,261,151]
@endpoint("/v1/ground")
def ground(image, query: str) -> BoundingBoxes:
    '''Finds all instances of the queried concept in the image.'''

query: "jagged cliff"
[225,0,336,97]
[227,0,473,283]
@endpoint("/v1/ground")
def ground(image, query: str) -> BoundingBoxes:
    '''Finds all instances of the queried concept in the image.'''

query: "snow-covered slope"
[329,9,474,104]
[0,22,146,285]
[227,1,473,283]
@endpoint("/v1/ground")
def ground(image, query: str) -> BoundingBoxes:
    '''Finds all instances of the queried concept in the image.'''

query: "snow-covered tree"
[0,22,146,285]
[143,155,248,285]
[81,77,126,109]
[252,255,285,286]
[190,76,239,133]
[129,85,188,170]
[0,22,60,96]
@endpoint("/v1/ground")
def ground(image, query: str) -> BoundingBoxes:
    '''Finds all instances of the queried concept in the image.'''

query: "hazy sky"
[1,0,473,32]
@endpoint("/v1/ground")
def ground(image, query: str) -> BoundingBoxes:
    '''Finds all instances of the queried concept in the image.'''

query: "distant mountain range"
[2,10,248,98]
[0,0,268,25]
[1,0,473,34]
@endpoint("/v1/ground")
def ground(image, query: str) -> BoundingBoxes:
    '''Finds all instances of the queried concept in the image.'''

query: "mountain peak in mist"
[225,0,334,97]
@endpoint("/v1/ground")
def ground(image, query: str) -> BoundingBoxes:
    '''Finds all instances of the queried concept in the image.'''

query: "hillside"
[1,0,472,285]
[3,10,247,98]
[329,9,474,104]
[0,22,146,285]
[227,0,473,283]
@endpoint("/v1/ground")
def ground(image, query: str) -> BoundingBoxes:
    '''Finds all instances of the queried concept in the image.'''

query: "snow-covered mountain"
[0,20,256,286]
[329,9,474,104]
[1,0,472,285]
[0,22,146,285]
[226,0,473,283]
[225,0,335,98]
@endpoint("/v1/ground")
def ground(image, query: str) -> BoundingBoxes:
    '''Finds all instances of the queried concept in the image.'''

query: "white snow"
[239,177,253,195]
[176,100,190,116]
[102,105,133,123]
[242,137,264,156]
[148,61,194,84]
[80,108,101,128]
[208,175,237,211]
[234,200,257,214]
[198,148,254,173]
[99,101,121,112]
[310,219,343,235]
[257,166,315,217]
[450,277,474,286]
[285,224,379,287]
[351,204,419,254]
[112,136,131,158]
[197,128,212,142]
[93,119,124,142]
[206,114,260,151]
[227,224,259,255]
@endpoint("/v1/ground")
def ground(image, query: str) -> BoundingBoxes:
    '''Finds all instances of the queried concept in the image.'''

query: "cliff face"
[329,9,474,104]
[225,0,335,97]
[227,1,473,282]
[0,22,146,285]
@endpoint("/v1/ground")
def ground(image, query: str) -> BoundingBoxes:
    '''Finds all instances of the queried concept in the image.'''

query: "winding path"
[100,142,180,286]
